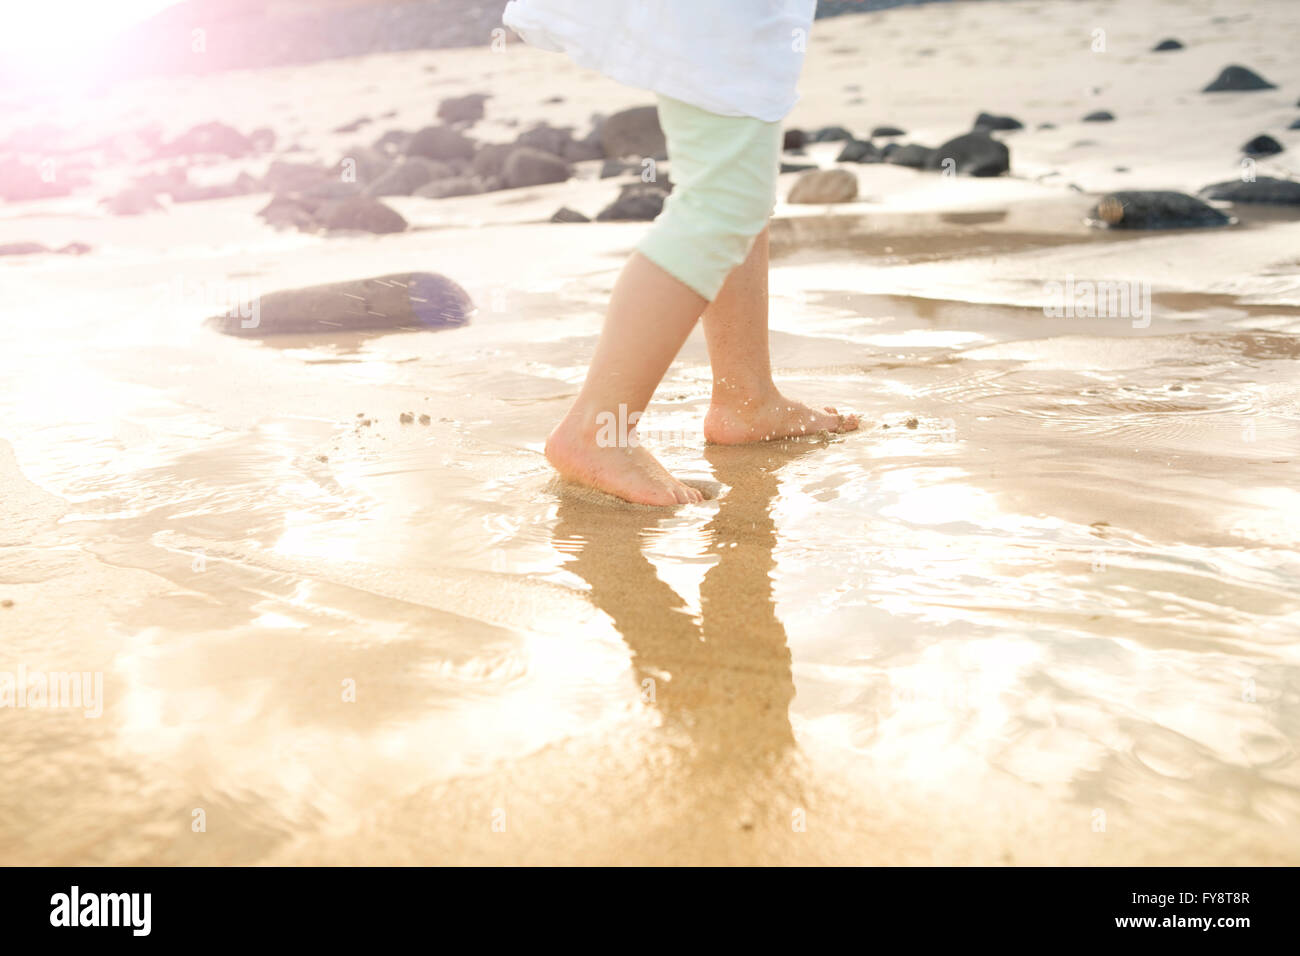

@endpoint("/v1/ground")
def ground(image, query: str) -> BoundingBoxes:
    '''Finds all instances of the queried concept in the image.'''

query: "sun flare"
[0,0,182,76]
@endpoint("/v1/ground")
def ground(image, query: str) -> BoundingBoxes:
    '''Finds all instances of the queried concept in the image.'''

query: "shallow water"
[2,201,1299,863]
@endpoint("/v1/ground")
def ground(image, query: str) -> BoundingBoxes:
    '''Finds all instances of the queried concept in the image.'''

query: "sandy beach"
[2,0,1299,865]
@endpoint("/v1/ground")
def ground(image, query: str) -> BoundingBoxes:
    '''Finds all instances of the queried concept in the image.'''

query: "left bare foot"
[703,389,861,445]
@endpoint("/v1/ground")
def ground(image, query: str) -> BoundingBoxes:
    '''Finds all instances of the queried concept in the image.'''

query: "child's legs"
[569,97,779,425]
[702,225,776,403]
[565,250,705,432]
[547,97,781,503]
[699,222,861,443]
[638,98,857,442]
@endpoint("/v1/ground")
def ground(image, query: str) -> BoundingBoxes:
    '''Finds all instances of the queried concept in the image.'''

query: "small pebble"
[418,414,431,425]
[1,599,13,608]
[399,412,414,424]
[905,417,919,429]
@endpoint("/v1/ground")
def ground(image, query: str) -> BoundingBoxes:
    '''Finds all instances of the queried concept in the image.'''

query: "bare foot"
[703,389,861,445]
[545,415,704,506]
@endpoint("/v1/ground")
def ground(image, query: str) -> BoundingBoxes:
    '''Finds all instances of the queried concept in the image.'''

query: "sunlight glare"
[0,0,183,74]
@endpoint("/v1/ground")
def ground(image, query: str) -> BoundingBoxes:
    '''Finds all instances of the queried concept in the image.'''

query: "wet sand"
[2,0,1299,864]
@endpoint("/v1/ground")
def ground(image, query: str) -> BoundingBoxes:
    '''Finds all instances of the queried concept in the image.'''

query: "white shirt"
[501,0,816,122]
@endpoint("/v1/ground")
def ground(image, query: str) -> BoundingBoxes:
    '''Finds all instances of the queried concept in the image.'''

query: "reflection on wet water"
[2,245,1298,863]
[552,444,813,762]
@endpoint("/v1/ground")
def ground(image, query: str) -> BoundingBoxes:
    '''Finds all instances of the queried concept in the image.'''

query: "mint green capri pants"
[636,95,782,302]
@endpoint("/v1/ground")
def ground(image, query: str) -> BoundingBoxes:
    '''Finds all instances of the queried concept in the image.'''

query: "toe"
[823,406,861,433]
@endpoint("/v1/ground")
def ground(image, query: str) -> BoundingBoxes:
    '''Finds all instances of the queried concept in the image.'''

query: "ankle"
[554,402,645,446]
[710,376,778,412]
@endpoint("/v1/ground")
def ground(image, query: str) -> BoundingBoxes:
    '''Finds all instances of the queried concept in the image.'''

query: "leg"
[701,226,861,444]
[545,252,707,505]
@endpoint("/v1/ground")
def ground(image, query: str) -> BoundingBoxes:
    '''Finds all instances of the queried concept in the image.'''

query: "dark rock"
[780,162,817,173]
[787,168,859,203]
[927,131,1010,176]
[599,158,639,179]
[258,195,319,231]
[783,129,807,151]
[1242,134,1284,156]
[513,122,600,162]
[0,242,49,256]
[414,176,485,198]
[562,137,604,162]
[205,273,473,336]
[600,106,665,159]
[1200,175,1300,204]
[335,145,391,184]
[262,160,333,193]
[305,180,365,201]
[438,93,490,125]
[406,125,475,162]
[550,206,589,223]
[1198,176,1300,204]
[885,143,936,168]
[258,193,406,232]
[872,125,906,137]
[1152,38,1183,51]
[503,147,570,188]
[364,157,448,196]
[333,116,372,134]
[103,188,165,215]
[596,182,671,221]
[836,139,882,163]
[373,129,412,155]
[315,196,408,233]
[812,125,853,142]
[1202,64,1276,92]
[1083,110,1115,122]
[973,112,1024,131]
[1038,122,1057,130]
[157,122,252,158]
[471,143,515,180]
[1091,191,1230,229]
[515,122,574,157]
[1290,118,1300,130]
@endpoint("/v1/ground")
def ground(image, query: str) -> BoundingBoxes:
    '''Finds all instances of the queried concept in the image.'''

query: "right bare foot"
[545,415,704,506]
